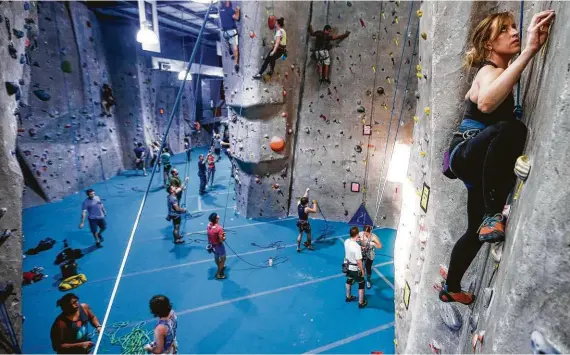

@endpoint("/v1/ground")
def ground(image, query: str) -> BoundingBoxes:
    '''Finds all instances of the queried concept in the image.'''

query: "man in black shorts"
[344,226,367,308]
[297,188,318,252]
[167,185,187,244]
[134,142,147,176]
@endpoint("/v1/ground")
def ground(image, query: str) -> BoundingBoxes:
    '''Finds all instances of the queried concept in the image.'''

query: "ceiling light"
[136,20,158,45]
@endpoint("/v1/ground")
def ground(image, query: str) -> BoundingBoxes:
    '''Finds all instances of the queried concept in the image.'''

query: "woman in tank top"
[440,10,554,305]
[144,295,178,354]
[253,17,287,79]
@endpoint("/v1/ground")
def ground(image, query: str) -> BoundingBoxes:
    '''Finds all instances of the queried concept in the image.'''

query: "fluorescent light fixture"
[178,70,192,80]
[136,20,158,45]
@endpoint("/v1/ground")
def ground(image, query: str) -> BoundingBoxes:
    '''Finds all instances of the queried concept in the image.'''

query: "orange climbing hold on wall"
[268,15,276,30]
[269,136,285,152]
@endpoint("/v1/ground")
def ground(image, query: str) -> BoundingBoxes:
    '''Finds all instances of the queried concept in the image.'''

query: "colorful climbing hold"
[249,31,256,38]
[283,90,287,97]
[281,112,288,118]
[421,32,427,40]
[413,116,419,123]
[347,1,352,6]
[268,15,276,30]
[24,2,30,10]
[360,18,366,28]
[424,107,431,115]
[357,106,365,113]
[417,9,423,18]
[33,89,51,101]
[61,61,72,73]
[65,124,71,128]
[269,136,285,152]
[5,82,20,96]
[13,29,25,39]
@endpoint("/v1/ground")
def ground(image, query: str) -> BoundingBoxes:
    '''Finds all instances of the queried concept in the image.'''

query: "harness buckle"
[462,129,480,140]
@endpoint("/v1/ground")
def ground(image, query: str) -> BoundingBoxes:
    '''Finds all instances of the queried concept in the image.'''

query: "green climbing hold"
[357,106,365,113]
[61,61,72,73]
[5,82,19,96]
[33,89,51,101]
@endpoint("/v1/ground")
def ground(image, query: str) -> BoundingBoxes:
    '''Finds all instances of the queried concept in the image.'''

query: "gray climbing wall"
[396,1,570,354]
[17,2,124,202]
[222,1,310,218]
[290,1,418,227]
[0,0,37,349]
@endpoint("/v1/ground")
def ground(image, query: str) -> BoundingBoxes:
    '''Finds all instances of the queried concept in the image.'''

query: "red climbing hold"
[18,128,25,133]
[320,114,327,120]
[195,122,201,131]
[268,15,276,30]
[281,112,288,118]
[249,31,256,38]
[65,124,71,128]
[269,136,285,152]
[360,18,366,28]
[282,90,287,97]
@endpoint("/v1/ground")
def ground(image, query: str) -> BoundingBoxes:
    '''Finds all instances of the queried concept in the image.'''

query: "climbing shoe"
[478,213,506,243]
[216,274,226,280]
[345,295,356,302]
[253,74,262,79]
[304,241,314,250]
[439,286,474,305]
[358,300,368,308]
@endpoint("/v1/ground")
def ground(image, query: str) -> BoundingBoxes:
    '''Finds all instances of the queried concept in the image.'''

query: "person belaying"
[207,213,227,280]
[212,133,224,161]
[50,293,102,354]
[100,84,115,117]
[344,226,368,308]
[78,189,106,247]
[144,295,178,354]
[253,17,287,79]
[168,168,189,202]
[222,129,231,159]
[206,151,216,188]
[358,225,382,289]
[184,137,191,162]
[297,188,318,252]
[197,154,207,195]
[219,1,241,73]
[161,147,172,187]
[308,24,350,83]
[150,141,161,171]
[439,10,554,305]
[167,185,187,244]
[134,142,147,176]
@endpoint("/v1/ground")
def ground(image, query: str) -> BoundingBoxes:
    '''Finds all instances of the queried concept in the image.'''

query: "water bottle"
[268,257,273,267]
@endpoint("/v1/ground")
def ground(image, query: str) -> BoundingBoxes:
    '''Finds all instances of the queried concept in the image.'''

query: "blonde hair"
[463,12,515,69]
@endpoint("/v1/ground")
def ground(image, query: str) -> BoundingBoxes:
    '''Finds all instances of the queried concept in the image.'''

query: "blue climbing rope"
[514,0,524,119]
[92,5,213,354]
[373,23,419,225]
[371,2,415,221]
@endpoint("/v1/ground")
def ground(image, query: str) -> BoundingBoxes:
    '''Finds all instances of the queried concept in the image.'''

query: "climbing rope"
[372,2,415,224]
[373,22,420,225]
[92,6,213,354]
[514,0,524,119]
[88,321,153,354]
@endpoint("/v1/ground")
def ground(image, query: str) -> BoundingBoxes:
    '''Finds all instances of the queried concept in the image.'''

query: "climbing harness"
[92,6,213,355]
[442,129,480,179]
[372,6,418,224]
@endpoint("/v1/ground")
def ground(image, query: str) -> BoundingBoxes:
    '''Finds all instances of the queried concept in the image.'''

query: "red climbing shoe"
[439,288,474,305]
[478,213,506,243]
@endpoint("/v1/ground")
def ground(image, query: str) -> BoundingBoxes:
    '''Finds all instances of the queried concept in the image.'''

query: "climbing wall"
[396,1,570,354]
[0,0,38,347]
[16,2,124,201]
[290,1,418,227]
[221,1,310,218]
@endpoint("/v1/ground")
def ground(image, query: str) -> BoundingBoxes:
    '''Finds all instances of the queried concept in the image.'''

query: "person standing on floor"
[50,293,102,354]
[150,142,161,171]
[253,17,287,79]
[219,1,241,73]
[206,151,216,188]
[167,186,187,244]
[144,295,178,354]
[296,188,318,252]
[168,168,189,202]
[78,189,106,248]
[212,133,224,161]
[198,154,207,195]
[344,226,368,308]
[184,137,191,162]
[207,213,227,280]
[134,142,147,176]
[161,148,172,187]
[439,10,554,305]
[358,225,382,289]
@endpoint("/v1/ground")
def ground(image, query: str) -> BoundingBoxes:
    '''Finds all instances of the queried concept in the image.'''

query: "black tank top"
[298,204,308,220]
[463,61,515,126]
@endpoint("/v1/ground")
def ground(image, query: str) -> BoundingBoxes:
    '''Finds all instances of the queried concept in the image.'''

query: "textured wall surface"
[0,1,37,350]
[290,1,418,227]
[396,1,570,354]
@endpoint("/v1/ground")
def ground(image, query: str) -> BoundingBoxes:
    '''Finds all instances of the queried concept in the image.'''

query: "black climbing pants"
[258,46,286,75]
[446,120,527,293]
[365,258,373,280]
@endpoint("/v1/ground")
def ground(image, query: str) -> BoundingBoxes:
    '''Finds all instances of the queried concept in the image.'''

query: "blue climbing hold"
[24,2,30,10]
[12,29,24,39]
[439,302,462,331]
[33,89,51,101]
[5,82,20,96]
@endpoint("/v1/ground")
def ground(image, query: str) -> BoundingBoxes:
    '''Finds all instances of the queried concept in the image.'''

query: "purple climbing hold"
[33,89,51,101]
[24,2,30,10]
[28,128,37,137]
[5,82,20,96]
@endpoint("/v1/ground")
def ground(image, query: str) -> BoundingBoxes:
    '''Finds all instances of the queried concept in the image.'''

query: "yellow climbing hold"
[395,17,399,24]
[421,32,427,40]
[372,65,376,73]
[416,65,422,72]
[417,9,423,17]
[387,78,392,84]
[416,72,423,79]
[413,115,419,123]
[362,187,366,193]
[424,107,431,115]
[381,11,385,19]
[420,151,426,157]
[395,37,399,46]
[362,119,366,124]
[382,104,388,110]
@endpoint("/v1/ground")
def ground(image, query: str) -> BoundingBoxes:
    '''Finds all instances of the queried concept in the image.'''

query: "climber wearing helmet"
[253,17,286,79]
[308,24,350,83]
[440,10,555,305]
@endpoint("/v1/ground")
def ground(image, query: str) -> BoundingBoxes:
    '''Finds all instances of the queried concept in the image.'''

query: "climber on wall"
[100,84,115,117]
[79,189,106,248]
[253,17,286,79]
[308,24,350,83]
[439,9,555,305]
[297,188,318,252]
[134,142,147,176]
[219,1,241,73]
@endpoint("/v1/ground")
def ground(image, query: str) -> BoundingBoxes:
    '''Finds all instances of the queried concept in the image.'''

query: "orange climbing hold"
[269,136,285,152]
[195,121,201,131]
[249,31,256,38]
[268,15,276,30]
